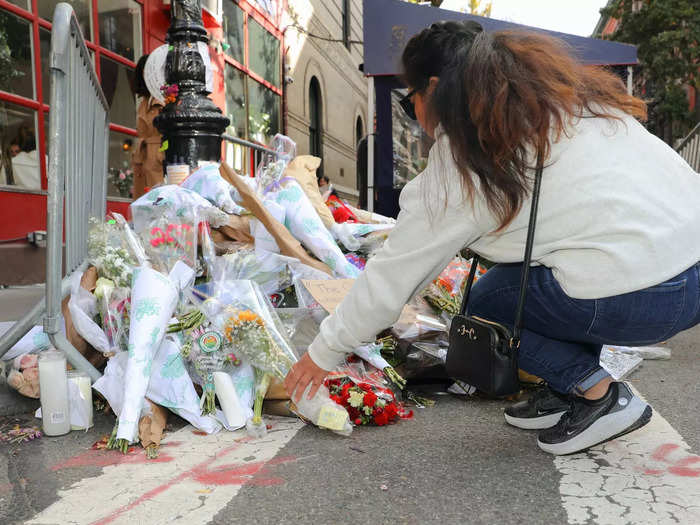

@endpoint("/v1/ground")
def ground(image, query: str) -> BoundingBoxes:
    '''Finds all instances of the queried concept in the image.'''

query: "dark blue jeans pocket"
[587,277,687,345]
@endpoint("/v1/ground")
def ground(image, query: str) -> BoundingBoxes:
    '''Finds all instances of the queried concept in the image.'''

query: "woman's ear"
[426,76,440,96]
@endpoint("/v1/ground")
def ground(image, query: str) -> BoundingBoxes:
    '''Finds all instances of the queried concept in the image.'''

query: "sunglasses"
[399,89,418,120]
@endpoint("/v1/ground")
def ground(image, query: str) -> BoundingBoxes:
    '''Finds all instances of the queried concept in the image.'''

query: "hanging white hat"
[144,44,169,104]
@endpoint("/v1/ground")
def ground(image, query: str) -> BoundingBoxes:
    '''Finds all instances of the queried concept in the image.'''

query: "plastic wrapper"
[95,283,130,356]
[0,322,51,361]
[291,383,352,435]
[6,353,40,398]
[604,345,671,360]
[115,260,195,443]
[323,364,411,427]
[253,135,359,278]
[141,217,199,275]
[129,184,228,235]
[94,340,222,435]
[180,163,245,215]
[195,279,351,435]
[255,134,297,196]
[330,222,394,252]
[276,308,328,355]
[66,269,111,355]
[422,256,486,316]
[391,298,448,341]
[87,217,137,288]
[352,343,406,390]
[215,249,293,296]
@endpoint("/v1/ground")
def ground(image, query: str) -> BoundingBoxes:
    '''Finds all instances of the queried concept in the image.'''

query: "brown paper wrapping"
[264,377,289,400]
[219,163,332,276]
[284,155,335,229]
[61,266,106,369]
[138,399,168,449]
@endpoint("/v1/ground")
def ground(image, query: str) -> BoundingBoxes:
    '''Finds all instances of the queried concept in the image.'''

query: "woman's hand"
[284,351,329,403]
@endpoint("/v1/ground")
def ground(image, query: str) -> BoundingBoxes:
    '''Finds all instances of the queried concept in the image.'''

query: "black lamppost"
[154,0,229,174]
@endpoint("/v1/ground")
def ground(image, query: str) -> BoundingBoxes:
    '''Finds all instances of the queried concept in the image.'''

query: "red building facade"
[0,0,283,259]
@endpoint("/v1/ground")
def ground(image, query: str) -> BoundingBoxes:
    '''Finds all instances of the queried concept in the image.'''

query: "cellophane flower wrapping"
[96,283,131,355]
[214,249,293,296]
[325,363,412,427]
[116,261,195,442]
[254,134,360,279]
[129,184,228,235]
[352,343,406,390]
[422,256,487,317]
[87,217,137,288]
[180,163,244,215]
[141,217,199,276]
[196,279,352,435]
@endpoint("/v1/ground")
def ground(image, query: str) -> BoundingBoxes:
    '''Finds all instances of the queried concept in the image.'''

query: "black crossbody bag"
[445,162,543,397]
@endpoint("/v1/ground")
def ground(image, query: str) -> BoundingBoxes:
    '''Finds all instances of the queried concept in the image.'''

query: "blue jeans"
[468,262,700,394]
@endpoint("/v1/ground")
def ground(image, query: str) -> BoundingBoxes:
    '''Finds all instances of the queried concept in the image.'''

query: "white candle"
[68,370,93,430]
[38,349,70,436]
[213,371,246,429]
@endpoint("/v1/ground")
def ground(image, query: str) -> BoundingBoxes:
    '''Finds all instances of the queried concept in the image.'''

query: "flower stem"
[252,373,271,425]
[384,366,406,390]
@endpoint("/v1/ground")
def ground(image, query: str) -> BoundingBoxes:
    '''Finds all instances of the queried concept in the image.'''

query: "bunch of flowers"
[108,166,133,198]
[0,424,42,444]
[423,257,486,316]
[222,308,294,380]
[146,222,196,272]
[88,218,136,288]
[325,373,411,426]
[160,83,179,104]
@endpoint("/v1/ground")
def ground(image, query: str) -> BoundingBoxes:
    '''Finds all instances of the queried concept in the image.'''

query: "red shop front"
[0,0,284,284]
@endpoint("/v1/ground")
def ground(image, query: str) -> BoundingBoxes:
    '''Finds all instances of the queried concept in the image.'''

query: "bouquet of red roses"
[324,369,412,427]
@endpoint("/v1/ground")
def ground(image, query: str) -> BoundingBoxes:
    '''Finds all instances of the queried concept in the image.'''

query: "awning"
[362,0,638,77]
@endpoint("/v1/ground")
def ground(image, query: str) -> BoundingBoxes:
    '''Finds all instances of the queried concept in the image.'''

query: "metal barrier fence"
[222,133,278,174]
[676,122,700,173]
[0,3,108,381]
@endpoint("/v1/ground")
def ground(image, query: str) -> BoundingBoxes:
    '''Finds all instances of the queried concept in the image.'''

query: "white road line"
[26,417,304,525]
[555,388,700,524]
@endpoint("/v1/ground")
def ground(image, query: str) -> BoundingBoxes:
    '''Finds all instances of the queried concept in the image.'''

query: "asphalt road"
[1,318,699,524]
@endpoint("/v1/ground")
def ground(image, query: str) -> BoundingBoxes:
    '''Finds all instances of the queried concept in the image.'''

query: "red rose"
[363,391,378,408]
[347,407,361,421]
[373,409,389,426]
[384,403,398,420]
[354,418,362,425]
[341,383,352,401]
[330,394,344,406]
[358,382,372,392]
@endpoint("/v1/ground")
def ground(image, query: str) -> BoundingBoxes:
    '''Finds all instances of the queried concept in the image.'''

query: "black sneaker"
[537,382,652,455]
[504,386,570,430]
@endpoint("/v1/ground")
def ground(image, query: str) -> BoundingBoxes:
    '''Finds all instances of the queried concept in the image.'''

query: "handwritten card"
[301,279,356,313]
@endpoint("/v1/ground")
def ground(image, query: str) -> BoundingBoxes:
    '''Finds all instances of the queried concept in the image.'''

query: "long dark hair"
[402,21,647,229]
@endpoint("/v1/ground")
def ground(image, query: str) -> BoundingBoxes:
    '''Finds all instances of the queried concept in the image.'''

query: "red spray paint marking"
[90,441,295,525]
[50,442,182,471]
[643,443,700,477]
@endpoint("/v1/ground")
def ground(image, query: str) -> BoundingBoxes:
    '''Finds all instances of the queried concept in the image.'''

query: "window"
[249,17,280,87]
[221,0,282,163]
[356,116,364,146]
[0,1,142,197]
[98,0,142,62]
[39,0,92,41]
[342,0,351,49]
[0,102,39,189]
[248,79,280,144]
[309,77,322,169]
[0,11,34,100]
[222,0,245,64]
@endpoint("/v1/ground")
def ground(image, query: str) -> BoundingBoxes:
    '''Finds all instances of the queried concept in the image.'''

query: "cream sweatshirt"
[308,112,700,371]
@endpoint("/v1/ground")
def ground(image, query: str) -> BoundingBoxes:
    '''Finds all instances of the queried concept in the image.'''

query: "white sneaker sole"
[504,411,566,430]
[537,397,651,455]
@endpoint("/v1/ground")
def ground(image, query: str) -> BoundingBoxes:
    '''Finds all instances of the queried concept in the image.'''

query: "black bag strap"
[459,160,544,349]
